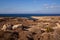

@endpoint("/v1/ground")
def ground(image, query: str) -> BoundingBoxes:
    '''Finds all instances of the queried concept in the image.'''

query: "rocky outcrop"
[0,16,60,40]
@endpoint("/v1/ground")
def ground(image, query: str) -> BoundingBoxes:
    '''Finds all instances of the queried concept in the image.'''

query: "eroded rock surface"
[0,16,60,40]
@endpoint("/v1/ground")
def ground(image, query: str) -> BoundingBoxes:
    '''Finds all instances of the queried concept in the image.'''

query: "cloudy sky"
[0,0,60,14]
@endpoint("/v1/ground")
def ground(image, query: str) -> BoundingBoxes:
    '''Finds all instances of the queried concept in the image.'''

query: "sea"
[0,13,60,20]
[0,14,60,17]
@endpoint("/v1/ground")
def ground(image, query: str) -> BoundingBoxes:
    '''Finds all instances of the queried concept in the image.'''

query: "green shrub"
[45,27,54,32]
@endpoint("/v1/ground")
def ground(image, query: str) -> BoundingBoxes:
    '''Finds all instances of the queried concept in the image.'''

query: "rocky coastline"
[0,16,60,40]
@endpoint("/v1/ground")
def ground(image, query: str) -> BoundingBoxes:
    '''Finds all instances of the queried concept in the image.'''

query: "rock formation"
[0,16,60,40]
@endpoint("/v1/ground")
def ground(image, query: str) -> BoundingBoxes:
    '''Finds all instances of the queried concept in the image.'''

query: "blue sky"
[0,0,60,14]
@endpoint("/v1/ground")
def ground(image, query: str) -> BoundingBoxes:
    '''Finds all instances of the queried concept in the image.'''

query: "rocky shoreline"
[0,16,60,40]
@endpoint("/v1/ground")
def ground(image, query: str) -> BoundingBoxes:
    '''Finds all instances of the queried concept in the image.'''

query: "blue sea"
[0,14,60,17]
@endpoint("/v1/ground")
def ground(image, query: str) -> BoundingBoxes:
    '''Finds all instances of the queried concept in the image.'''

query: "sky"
[0,0,60,14]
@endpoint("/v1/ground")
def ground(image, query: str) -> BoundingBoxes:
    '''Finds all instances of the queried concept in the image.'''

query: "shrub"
[45,27,54,32]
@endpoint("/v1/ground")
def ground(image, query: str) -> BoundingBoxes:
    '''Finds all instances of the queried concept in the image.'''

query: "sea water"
[0,14,60,17]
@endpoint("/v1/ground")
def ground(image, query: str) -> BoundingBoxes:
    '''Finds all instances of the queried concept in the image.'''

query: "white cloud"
[43,3,60,9]
[50,6,54,8]
[46,6,49,9]
[44,4,48,6]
